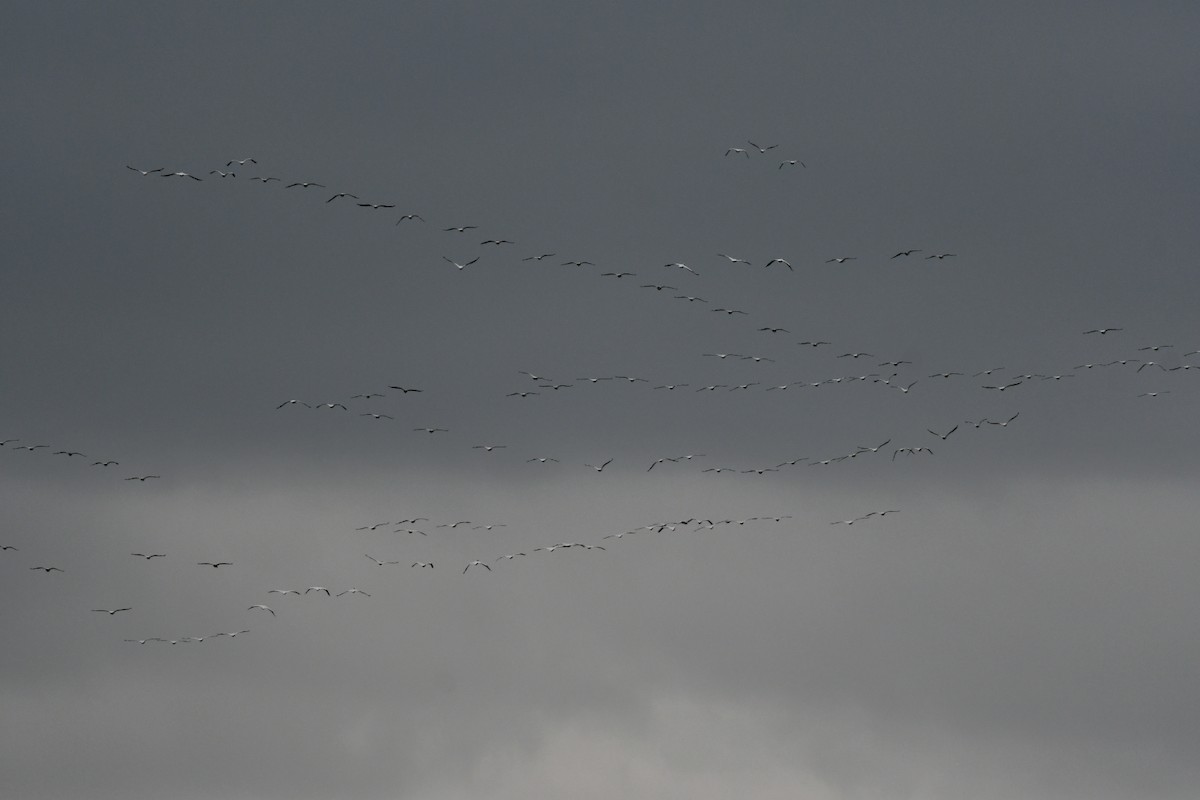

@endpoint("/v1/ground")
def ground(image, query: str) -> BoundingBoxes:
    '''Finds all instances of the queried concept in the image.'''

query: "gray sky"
[3,3,1199,798]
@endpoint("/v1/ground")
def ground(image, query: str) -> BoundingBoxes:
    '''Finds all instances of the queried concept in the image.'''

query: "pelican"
[522,253,556,261]
[778,160,805,169]
[197,561,232,568]
[285,181,325,188]
[665,262,699,276]
[763,258,793,270]
[162,171,201,180]
[30,566,64,572]
[248,605,275,615]
[443,225,478,232]
[131,553,166,560]
[365,555,400,566]
[443,256,479,270]
[891,250,922,258]
[411,561,434,568]
[357,202,396,209]
[826,257,856,263]
[725,148,751,158]
[126,166,163,175]
[92,608,132,615]
[304,587,331,595]
[227,158,257,166]
[326,192,359,203]
[463,560,491,573]
[585,459,613,472]
[717,253,753,265]
[337,588,371,597]
[395,214,424,224]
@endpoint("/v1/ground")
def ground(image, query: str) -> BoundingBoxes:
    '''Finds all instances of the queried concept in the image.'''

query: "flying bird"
[443,256,479,270]
[126,166,163,175]
[248,605,275,615]
[779,160,805,169]
[286,181,325,189]
[92,608,132,615]
[463,560,491,573]
[585,459,613,472]
[197,561,232,568]
[763,258,793,270]
[131,553,166,560]
[891,250,922,258]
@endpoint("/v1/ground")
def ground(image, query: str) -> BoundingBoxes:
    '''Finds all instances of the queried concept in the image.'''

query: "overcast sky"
[3,3,1200,799]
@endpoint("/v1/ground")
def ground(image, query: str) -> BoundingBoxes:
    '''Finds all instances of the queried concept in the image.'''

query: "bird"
[276,399,311,409]
[226,158,257,166]
[798,341,831,348]
[304,587,331,595]
[124,475,160,481]
[463,560,492,573]
[561,260,595,267]
[326,192,359,202]
[928,372,963,379]
[247,605,275,615]
[925,253,957,259]
[365,555,400,566]
[982,382,1023,391]
[987,413,1020,427]
[472,444,507,451]
[600,271,636,279]
[315,403,348,410]
[838,352,875,359]
[763,258,793,270]
[357,202,396,209]
[411,561,434,568]
[126,166,163,175]
[480,239,514,246]
[747,140,779,153]
[443,225,478,232]
[1083,327,1123,335]
[285,181,325,189]
[162,171,201,180]
[527,457,559,463]
[52,450,86,457]
[443,256,480,270]
[92,608,132,615]
[665,262,699,276]
[131,553,166,560]
[759,327,790,333]
[674,295,708,303]
[928,426,958,440]
[208,170,235,178]
[891,250,922,258]
[91,460,120,467]
[337,588,371,597]
[0,545,17,551]
[717,253,753,265]
[395,214,425,224]
[1138,344,1174,352]
[247,176,280,183]
[268,589,301,595]
[585,459,613,472]
[389,386,424,394]
[725,148,751,158]
[124,638,164,645]
[359,413,394,420]
[648,457,679,471]
[522,253,556,261]
[507,391,539,398]
[197,561,232,568]
[826,257,856,263]
[1138,391,1170,397]
[30,566,64,572]
[778,160,805,169]
[212,630,251,638]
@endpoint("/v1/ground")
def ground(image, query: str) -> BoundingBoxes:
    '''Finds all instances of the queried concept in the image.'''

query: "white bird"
[826,257,856,263]
[717,253,752,265]
[337,588,371,597]
[443,256,479,270]
[664,262,699,276]
[778,160,805,169]
[463,560,491,573]
[585,459,613,472]
[763,258,793,270]
[162,171,201,180]
[92,608,132,615]
[304,586,331,595]
[248,605,275,615]
[126,166,163,175]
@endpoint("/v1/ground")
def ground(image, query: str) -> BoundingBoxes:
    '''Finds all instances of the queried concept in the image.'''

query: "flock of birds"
[2,152,1193,648]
